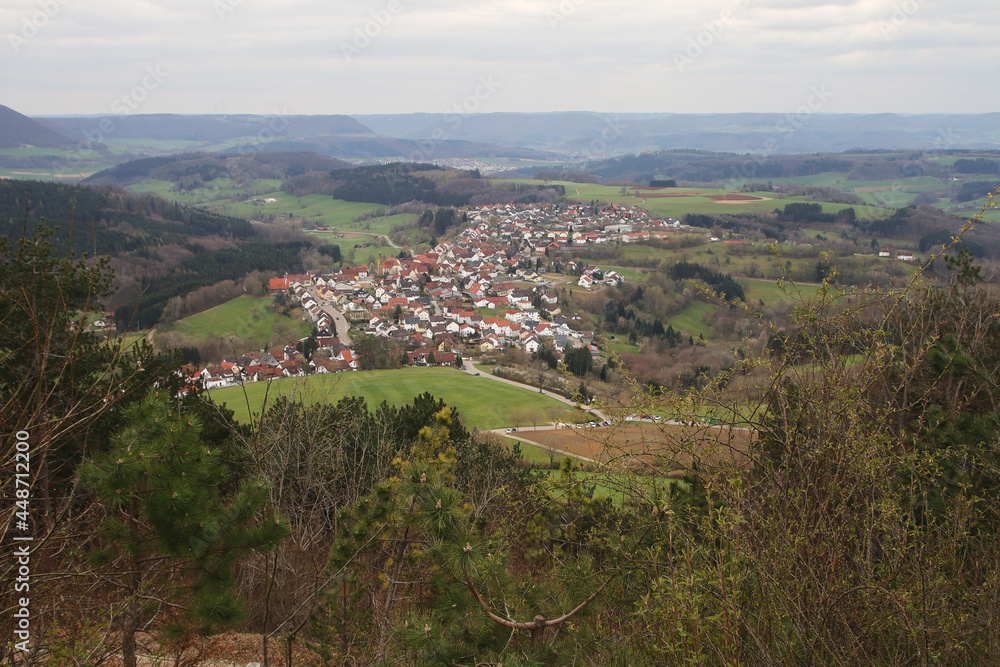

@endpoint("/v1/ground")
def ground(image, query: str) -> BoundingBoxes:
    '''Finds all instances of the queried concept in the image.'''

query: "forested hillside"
[83,151,353,188]
[282,162,566,206]
[0,179,316,329]
[0,180,253,252]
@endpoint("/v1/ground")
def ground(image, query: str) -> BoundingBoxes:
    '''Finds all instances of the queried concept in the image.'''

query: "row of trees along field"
[4,193,1000,664]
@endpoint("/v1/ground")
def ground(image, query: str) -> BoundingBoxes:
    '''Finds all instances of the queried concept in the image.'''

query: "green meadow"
[502,179,889,219]
[668,302,717,340]
[209,367,579,428]
[163,295,312,345]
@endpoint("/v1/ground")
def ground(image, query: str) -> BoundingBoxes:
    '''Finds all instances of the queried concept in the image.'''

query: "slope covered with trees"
[83,151,353,188]
[0,179,317,328]
[283,162,565,207]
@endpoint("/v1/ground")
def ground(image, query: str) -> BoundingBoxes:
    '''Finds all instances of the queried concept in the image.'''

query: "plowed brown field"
[524,423,753,473]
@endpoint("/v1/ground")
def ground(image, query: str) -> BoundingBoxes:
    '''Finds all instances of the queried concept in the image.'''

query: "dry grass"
[522,422,754,475]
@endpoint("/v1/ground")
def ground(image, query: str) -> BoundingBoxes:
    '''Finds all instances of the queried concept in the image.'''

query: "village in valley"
[183,201,687,393]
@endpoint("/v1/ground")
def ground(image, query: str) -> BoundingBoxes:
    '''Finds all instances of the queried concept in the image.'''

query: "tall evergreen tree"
[82,391,288,667]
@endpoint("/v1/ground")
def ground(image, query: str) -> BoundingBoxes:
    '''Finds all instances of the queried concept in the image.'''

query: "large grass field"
[125,178,404,231]
[504,179,889,219]
[589,236,922,288]
[163,295,312,345]
[209,367,579,428]
[327,212,419,236]
[207,192,381,225]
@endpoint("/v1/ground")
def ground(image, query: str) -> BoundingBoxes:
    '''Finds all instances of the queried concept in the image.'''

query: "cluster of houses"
[183,201,676,390]
[180,337,358,392]
[465,202,684,249]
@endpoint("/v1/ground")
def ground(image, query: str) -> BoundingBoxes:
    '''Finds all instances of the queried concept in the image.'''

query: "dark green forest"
[282,162,566,207]
[0,180,316,329]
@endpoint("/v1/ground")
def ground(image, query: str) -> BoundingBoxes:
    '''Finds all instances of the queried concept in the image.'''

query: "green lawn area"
[217,193,381,226]
[252,179,285,192]
[743,278,821,306]
[124,178,393,230]
[601,265,647,282]
[328,213,419,236]
[210,367,579,428]
[509,439,560,468]
[127,179,221,205]
[344,239,396,266]
[669,302,717,339]
[605,339,640,356]
[164,295,312,345]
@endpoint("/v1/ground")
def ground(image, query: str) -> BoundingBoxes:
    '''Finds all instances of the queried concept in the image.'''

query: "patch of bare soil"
[523,423,754,473]
[706,194,772,203]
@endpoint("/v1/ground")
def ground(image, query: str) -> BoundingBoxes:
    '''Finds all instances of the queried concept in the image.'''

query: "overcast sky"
[4,0,998,117]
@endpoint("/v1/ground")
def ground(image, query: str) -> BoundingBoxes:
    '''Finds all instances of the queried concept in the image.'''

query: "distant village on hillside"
[181,202,690,392]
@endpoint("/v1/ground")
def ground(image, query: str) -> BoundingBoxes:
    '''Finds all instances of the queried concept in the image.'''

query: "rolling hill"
[0,104,75,149]
[33,112,555,161]
[36,113,373,143]
[355,111,1000,156]
[0,178,321,329]
[83,151,354,187]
